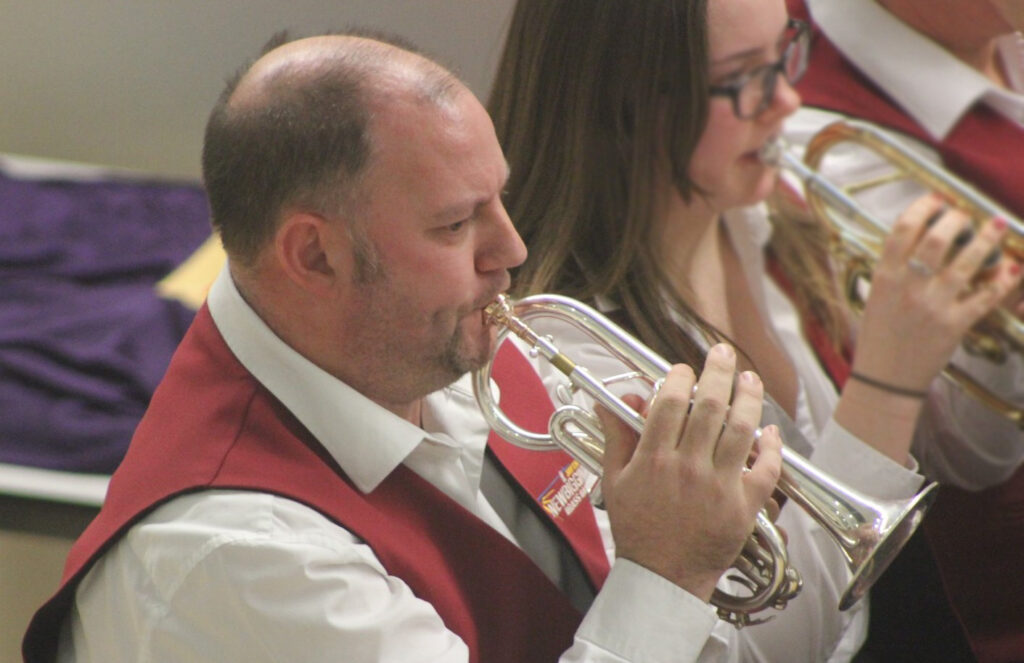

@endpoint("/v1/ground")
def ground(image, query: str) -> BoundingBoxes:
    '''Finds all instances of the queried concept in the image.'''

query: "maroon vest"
[23,305,609,663]
[788,2,1024,660]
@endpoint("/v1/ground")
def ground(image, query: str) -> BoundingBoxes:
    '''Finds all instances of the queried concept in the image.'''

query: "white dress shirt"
[57,265,724,663]
[523,205,926,663]
[783,0,1024,488]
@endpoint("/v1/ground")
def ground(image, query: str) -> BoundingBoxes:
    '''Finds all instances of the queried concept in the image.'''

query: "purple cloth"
[0,171,211,472]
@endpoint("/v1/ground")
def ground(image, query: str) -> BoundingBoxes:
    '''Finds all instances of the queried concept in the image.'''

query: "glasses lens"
[727,21,808,119]
[737,68,773,118]
[783,26,809,83]
[737,75,761,119]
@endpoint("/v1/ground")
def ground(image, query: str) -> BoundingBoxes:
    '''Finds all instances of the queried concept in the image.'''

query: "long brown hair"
[489,0,716,369]
[489,0,848,367]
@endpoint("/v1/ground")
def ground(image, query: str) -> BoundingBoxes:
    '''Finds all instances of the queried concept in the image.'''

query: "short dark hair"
[202,29,452,266]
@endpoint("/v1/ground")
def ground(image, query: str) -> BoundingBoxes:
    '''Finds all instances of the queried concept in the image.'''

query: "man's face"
[330,88,526,410]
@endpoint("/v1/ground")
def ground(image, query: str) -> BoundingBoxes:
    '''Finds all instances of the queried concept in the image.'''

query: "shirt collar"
[809,0,1024,138]
[207,264,468,494]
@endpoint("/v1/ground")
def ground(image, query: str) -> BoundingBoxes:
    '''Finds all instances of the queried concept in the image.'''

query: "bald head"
[202,32,462,266]
[233,35,459,114]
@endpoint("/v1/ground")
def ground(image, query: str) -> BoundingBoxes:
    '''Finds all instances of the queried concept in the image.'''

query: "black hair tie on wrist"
[848,371,928,399]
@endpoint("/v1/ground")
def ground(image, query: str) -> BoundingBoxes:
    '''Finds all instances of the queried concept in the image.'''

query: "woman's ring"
[907,258,934,278]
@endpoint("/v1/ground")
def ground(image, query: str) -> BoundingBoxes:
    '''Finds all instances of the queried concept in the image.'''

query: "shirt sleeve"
[911,348,1024,488]
[565,559,720,663]
[811,418,925,500]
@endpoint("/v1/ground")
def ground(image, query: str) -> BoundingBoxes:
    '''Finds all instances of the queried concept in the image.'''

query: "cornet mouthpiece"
[483,294,514,326]
[758,138,785,167]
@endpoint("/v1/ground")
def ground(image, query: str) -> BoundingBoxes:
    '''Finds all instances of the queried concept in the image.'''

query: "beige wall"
[0,0,515,179]
[1,533,74,663]
[0,3,515,661]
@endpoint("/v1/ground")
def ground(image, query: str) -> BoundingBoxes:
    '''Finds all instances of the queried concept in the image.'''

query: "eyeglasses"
[708,19,809,120]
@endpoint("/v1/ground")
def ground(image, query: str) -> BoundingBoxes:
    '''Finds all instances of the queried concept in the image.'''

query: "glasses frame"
[708,18,810,120]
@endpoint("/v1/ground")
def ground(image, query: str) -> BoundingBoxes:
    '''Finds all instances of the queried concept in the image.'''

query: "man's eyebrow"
[431,161,511,222]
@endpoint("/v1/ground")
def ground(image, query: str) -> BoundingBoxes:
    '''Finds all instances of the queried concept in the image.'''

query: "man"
[22,32,784,661]
[783,1,1024,660]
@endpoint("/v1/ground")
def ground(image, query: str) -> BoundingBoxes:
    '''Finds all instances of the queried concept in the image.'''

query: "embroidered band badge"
[538,460,598,518]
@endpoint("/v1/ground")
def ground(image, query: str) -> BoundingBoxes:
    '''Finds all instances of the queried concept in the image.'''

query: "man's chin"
[438,330,495,382]
[454,341,495,375]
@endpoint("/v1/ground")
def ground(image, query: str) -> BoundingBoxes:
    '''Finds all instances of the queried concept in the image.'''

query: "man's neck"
[878,0,1012,86]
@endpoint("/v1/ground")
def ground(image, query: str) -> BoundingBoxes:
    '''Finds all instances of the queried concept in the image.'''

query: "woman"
[488,0,1024,660]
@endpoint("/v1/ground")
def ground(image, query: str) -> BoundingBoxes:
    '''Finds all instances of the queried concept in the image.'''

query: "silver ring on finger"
[907,257,934,278]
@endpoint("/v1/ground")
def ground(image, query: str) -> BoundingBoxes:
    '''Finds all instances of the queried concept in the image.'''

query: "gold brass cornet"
[762,119,1024,426]
[472,293,936,627]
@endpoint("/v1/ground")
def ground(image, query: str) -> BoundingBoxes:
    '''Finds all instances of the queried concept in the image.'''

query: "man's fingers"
[638,364,696,455]
[713,370,764,470]
[682,344,737,458]
[598,398,641,487]
[745,424,783,505]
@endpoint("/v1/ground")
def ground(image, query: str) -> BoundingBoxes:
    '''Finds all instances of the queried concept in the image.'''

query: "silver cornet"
[473,293,936,627]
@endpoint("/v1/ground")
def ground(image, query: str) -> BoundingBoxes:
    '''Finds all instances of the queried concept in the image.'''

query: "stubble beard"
[348,232,502,400]
[353,291,495,404]
[437,313,495,378]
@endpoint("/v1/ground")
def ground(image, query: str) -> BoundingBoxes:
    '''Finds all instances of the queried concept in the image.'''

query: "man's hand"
[598,343,783,601]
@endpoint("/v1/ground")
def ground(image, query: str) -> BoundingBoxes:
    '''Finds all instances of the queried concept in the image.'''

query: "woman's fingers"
[882,192,1021,326]
[907,207,972,279]
[937,215,1006,290]
[883,193,946,262]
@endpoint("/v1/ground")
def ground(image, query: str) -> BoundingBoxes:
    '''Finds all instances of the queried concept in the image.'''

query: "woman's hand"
[853,193,1022,393]
[836,193,1022,463]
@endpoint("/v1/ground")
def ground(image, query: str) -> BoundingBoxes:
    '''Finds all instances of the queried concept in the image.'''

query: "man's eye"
[447,220,467,232]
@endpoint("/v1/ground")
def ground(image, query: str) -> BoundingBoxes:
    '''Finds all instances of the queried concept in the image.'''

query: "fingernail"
[1011,262,1021,276]
[994,217,1008,231]
[713,343,735,359]
[740,370,760,384]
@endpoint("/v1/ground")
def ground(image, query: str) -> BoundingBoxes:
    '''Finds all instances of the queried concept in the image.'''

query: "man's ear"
[273,211,350,295]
